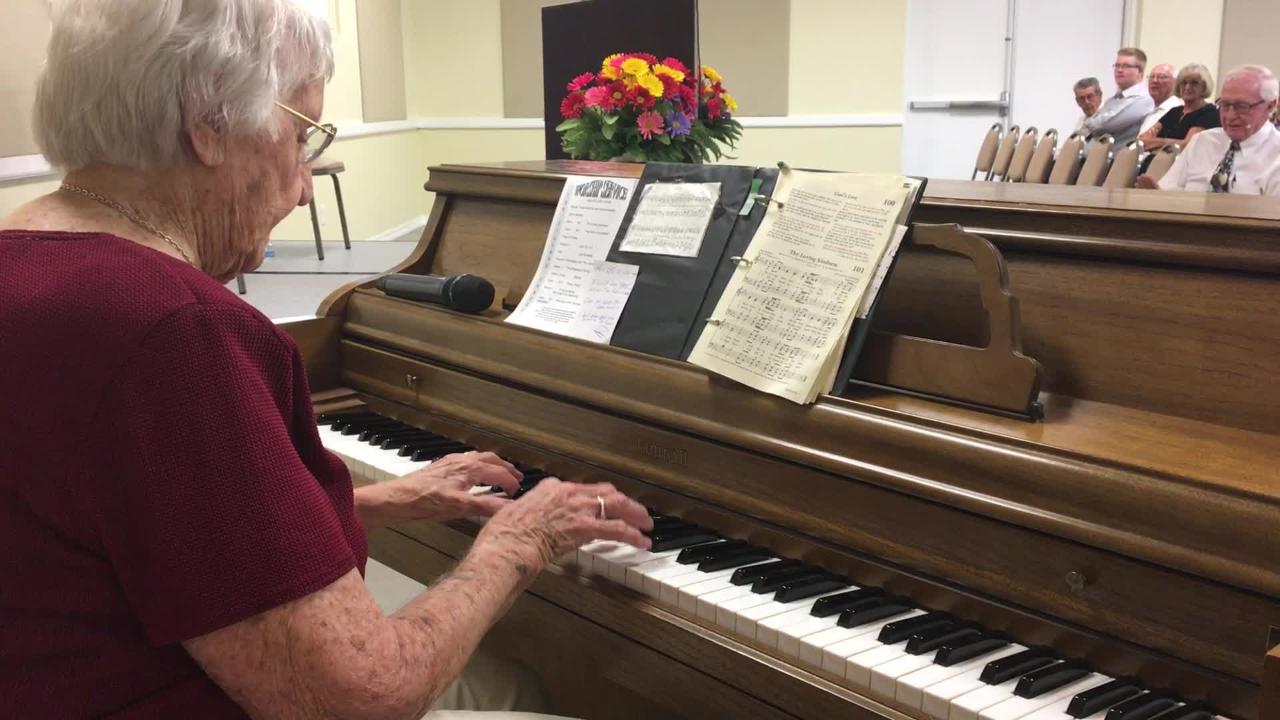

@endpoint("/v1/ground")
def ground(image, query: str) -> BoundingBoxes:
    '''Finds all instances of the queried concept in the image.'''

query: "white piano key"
[676,569,778,614]
[753,590,856,648]
[868,652,935,699]
[659,567,738,606]
[738,591,837,640]
[642,563,704,600]
[624,555,686,592]
[595,545,677,584]
[895,644,1025,711]
[576,540,620,570]
[797,610,920,673]
[777,614,841,658]
[695,584,757,621]
[948,677,1021,720]
[715,590,777,631]
[978,674,1107,720]
[919,645,1030,719]
[845,642,913,687]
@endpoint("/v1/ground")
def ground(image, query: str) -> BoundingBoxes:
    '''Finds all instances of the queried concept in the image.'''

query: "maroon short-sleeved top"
[0,231,367,718]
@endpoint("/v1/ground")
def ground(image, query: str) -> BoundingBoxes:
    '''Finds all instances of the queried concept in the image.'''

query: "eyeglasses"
[1217,99,1269,114]
[274,101,337,164]
[1112,63,1142,70]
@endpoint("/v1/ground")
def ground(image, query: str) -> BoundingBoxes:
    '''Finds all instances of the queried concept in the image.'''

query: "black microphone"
[374,273,495,314]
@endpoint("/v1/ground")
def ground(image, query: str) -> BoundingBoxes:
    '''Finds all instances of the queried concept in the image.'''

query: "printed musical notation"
[688,171,912,404]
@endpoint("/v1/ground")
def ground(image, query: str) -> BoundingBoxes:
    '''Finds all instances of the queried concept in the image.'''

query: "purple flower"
[666,110,692,137]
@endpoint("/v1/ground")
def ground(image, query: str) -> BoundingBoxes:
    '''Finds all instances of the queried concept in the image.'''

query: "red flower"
[661,57,690,76]
[566,72,595,92]
[677,84,697,112]
[634,52,659,65]
[658,74,680,100]
[560,92,586,119]
[607,81,628,109]
[625,84,655,110]
[706,96,723,120]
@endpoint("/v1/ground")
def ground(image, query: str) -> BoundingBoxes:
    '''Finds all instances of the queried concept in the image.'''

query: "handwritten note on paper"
[568,261,640,343]
[507,175,639,336]
[687,172,910,404]
[618,182,721,257]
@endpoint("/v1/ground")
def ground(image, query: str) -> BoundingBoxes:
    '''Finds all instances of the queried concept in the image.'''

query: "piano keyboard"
[317,411,1231,720]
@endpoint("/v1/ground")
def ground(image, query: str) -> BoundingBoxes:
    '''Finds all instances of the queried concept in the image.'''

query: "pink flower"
[636,110,665,140]
[706,96,723,120]
[583,86,611,108]
[560,93,585,119]
[566,72,595,92]
[662,57,690,76]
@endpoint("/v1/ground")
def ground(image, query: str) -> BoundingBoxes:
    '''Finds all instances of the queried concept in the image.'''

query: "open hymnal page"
[687,170,911,404]
[507,175,639,339]
[618,181,721,257]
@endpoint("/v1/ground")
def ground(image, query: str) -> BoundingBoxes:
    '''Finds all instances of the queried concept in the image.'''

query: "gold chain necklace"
[59,183,195,266]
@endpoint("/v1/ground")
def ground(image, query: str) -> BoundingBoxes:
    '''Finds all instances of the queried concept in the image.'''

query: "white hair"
[1222,64,1279,103]
[35,0,334,171]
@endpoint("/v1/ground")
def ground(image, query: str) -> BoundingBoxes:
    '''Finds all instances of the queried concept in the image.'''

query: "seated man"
[1083,47,1155,146]
[1139,63,1183,136]
[1137,65,1280,195]
[1072,77,1103,136]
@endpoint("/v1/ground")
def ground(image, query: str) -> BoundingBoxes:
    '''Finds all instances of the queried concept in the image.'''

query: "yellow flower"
[723,92,738,112]
[702,65,722,84]
[638,73,664,98]
[622,57,651,77]
[653,64,685,83]
[601,53,623,72]
[601,65,620,80]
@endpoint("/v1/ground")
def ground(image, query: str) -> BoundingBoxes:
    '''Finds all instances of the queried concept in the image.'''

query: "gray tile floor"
[226,239,417,319]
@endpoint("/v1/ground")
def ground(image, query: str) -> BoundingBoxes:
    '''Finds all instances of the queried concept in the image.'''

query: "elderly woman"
[1138,63,1220,153]
[0,2,651,719]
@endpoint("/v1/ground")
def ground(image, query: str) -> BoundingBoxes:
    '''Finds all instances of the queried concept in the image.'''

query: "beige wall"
[1136,0,1223,92]
[1,0,910,239]
[1218,0,1280,84]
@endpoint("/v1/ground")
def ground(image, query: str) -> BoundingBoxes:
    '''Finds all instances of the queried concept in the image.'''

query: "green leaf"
[602,121,616,140]
[603,114,619,125]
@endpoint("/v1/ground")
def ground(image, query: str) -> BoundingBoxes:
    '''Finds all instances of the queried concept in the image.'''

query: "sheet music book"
[685,169,920,404]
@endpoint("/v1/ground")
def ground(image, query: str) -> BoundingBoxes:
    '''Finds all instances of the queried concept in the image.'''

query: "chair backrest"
[1003,126,1038,182]
[1103,141,1141,188]
[1145,143,1182,182]
[971,123,1003,180]
[1047,133,1086,185]
[1075,134,1114,186]
[1024,129,1058,184]
[988,124,1021,180]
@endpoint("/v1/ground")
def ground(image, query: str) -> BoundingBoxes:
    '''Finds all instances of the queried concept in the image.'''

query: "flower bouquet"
[556,52,743,163]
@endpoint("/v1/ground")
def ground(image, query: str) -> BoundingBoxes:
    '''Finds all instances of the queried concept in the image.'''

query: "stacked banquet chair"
[1022,129,1058,183]
[971,123,1003,180]
[1047,132,1087,184]
[1001,126,1038,182]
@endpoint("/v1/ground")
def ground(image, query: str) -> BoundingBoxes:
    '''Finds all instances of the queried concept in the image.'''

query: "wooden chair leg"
[331,174,351,249]
[236,273,247,294]
[309,199,325,260]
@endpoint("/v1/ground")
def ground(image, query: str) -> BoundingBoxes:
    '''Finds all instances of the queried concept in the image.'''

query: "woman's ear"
[186,115,226,167]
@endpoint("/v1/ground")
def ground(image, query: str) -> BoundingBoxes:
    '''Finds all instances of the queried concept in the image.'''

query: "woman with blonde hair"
[1139,63,1221,152]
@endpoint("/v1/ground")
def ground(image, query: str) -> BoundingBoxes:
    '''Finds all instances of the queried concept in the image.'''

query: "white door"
[902,0,1130,180]
[901,0,1012,180]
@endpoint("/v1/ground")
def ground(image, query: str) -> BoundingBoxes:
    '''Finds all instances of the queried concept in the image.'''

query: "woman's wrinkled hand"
[477,478,653,570]
[358,451,523,527]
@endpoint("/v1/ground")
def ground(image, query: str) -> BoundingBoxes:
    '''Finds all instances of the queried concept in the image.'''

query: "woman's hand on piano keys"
[479,478,654,571]
[354,451,523,527]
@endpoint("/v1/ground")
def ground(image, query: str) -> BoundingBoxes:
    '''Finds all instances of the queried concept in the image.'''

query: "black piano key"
[1014,659,1091,698]
[934,634,1010,667]
[810,588,884,618]
[1068,677,1143,718]
[362,427,417,443]
[774,577,850,603]
[411,444,474,461]
[385,433,442,450]
[730,559,801,586]
[318,412,380,426]
[979,647,1056,685]
[837,600,914,628]
[648,515,686,532]
[677,539,747,564]
[330,415,380,431]
[905,625,981,656]
[1150,704,1213,720]
[648,523,715,543]
[698,549,775,572]
[648,532,721,553]
[397,438,464,456]
[1106,693,1178,720]
[878,612,953,644]
[340,419,402,435]
[750,568,828,594]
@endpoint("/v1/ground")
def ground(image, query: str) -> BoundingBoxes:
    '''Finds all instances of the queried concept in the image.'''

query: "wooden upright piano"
[284,161,1280,720]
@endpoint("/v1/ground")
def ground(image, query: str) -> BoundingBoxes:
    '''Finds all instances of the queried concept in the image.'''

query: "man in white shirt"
[1071,77,1102,136]
[1139,65,1280,195]
[1139,63,1182,136]
[1083,48,1155,146]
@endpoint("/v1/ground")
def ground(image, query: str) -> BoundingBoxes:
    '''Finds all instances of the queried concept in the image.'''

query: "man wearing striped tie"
[1139,65,1280,194]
